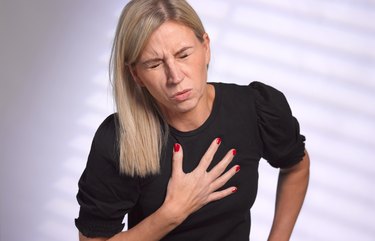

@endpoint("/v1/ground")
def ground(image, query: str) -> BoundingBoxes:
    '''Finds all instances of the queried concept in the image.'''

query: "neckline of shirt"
[169,82,222,137]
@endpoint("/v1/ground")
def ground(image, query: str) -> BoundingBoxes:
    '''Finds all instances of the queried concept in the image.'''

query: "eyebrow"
[140,46,193,66]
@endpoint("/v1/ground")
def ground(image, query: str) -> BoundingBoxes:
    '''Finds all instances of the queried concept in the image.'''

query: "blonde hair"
[110,0,206,177]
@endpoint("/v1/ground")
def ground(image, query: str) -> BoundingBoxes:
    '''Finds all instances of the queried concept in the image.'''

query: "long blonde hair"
[110,0,206,177]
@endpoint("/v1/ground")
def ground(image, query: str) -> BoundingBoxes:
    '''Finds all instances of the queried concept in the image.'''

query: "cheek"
[143,81,164,96]
[140,76,168,100]
[195,57,208,80]
[187,55,207,77]
[143,85,169,108]
[138,70,165,87]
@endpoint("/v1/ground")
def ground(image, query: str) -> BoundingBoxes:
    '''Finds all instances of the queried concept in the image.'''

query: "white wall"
[1,0,374,240]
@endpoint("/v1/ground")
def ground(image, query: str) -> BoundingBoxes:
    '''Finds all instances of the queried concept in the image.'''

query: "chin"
[174,99,199,113]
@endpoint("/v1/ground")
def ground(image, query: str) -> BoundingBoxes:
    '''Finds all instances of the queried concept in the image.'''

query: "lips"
[171,89,192,102]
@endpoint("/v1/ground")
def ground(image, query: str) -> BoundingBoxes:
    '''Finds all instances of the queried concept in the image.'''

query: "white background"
[1,0,374,240]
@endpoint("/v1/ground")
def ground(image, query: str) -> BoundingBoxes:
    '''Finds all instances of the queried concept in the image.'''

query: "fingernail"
[235,165,240,173]
[232,187,238,193]
[216,137,222,145]
[174,143,180,152]
[232,149,237,156]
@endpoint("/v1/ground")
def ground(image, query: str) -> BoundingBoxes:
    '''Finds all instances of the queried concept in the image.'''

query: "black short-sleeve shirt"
[75,81,306,240]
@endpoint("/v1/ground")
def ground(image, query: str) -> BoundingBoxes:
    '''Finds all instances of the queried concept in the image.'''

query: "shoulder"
[90,113,119,165]
[248,81,293,116]
[96,113,117,133]
[248,81,288,103]
[212,81,285,104]
[211,81,254,101]
[248,81,284,95]
[212,81,281,94]
[93,113,118,143]
[211,82,248,93]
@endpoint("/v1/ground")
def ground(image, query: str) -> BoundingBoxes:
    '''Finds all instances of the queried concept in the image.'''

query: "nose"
[166,59,184,84]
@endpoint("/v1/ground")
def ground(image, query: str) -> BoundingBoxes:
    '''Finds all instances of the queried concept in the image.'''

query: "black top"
[75,82,306,240]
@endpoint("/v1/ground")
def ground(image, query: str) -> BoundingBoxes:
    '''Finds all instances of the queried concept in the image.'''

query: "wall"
[1,0,374,240]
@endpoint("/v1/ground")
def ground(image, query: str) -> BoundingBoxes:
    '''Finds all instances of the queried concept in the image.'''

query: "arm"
[79,138,239,241]
[268,150,310,241]
[78,203,187,241]
[79,203,188,241]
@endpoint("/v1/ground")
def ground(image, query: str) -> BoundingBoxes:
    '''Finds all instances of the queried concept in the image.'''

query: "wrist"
[268,230,291,241]
[158,200,188,227]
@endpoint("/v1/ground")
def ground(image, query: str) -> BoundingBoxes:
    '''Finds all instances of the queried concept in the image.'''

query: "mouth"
[171,89,192,102]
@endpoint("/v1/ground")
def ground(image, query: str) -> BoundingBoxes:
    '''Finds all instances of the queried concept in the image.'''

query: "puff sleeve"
[75,114,140,238]
[250,81,306,168]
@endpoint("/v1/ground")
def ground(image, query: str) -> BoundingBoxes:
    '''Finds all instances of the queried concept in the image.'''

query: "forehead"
[140,21,198,56]
[151,20,194,37]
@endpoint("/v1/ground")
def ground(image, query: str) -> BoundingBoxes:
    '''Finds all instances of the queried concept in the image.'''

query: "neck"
[165,84,215,132]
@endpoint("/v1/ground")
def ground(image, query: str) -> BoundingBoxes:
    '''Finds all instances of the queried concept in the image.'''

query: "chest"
[130,105,262,227]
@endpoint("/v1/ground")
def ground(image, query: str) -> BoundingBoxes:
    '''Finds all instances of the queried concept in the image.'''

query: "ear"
[129,65,145,87]
[202,33,211,66]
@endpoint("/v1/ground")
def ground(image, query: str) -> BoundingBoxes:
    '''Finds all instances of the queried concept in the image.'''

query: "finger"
[208,148,236,179]
[210,164,240,192]
[171,143,184,176]
[197,137,222,171]
[207,186,238,203]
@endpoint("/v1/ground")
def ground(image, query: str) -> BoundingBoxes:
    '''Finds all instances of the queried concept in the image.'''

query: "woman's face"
[131,20,211,119]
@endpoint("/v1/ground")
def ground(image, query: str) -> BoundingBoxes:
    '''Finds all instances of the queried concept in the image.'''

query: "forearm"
[80,203,186,241]
[268,150,310,241]
[112,203,185,241]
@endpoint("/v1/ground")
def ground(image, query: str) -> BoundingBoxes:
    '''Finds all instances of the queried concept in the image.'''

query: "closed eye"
[176,47,193,60]
[178,52,189,59]
[143,60,163,69]
[148,62,161,69]
[178,51,190,59]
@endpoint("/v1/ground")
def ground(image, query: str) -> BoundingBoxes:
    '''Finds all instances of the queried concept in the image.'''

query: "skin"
[130,21,213,132]
[268,151,310,241]
[80,20,310,241]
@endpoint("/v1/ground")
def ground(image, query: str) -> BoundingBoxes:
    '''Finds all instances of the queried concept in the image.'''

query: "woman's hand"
[163,138,239,224]
[79,138,239,241]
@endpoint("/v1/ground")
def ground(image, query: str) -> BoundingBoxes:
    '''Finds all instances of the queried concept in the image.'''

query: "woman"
[75,0,310,240]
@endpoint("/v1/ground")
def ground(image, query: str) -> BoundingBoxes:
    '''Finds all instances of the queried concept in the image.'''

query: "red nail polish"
[216,137,222,145]
[232,149,237,156]
[174,143,180,152]
[235,165,240,172]
[232,187,238,193]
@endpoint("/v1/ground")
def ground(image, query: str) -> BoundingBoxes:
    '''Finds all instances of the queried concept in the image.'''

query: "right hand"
[163,138,239,222]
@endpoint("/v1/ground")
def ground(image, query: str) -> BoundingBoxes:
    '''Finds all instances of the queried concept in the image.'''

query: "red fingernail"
[232,187,238,193]
[216,137,222,145]
[232,149,237,156]
[235,165,240,172]
[174,143,180,152]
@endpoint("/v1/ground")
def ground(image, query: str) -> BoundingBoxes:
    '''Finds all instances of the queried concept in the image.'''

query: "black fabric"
[75,81,306,240]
